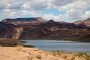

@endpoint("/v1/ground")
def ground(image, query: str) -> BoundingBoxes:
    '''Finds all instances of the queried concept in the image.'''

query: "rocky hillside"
[74,18,90,27]
[0,22,14,29]
[0,17,90,42]
[0,25,52,39]
[0,47,64,60]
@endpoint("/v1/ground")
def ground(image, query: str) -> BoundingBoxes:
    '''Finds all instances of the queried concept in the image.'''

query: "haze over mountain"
[0,17,90,42]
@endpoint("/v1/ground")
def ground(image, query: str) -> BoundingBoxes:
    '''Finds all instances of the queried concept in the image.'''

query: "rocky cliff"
[0,17,90,42]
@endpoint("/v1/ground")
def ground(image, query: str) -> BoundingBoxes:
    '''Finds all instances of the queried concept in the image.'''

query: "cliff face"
[19,26,52,39]
[0,17,90,41]
[0,25,52,39]
[0,27,23,39]
[13,28,23,39]
[0,22,14,29]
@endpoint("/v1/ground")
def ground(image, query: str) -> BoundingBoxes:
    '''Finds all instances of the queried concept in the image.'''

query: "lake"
[22,40,90,54]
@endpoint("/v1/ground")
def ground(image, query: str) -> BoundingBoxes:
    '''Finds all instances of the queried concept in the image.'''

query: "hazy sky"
[0,0,90,22]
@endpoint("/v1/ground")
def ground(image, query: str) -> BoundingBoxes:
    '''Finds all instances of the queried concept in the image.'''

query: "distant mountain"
[2,17,46,25]
[42,20,86,29]
[0,17,90,42]
[74,18,90,27]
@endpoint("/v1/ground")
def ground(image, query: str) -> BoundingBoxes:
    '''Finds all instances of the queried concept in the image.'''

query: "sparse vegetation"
[60,50,65,53]
[43,50,46,52]
[35,54,42,59]
[77,52,84,57]
[0,38,22,47]
[53,53,56,56]
[15,45,24,47]
[85,57,90,60]
[71,57,75,60]
[0,38,35,47]
[50,50,90,60]
[83,52,90,57]
[20,41,27,43]
[73,52,90,60]
[57,50,60,53]
[23,45,35,47]
[68,51,70,53]
[63,55,67,58]
[74,54,77,56]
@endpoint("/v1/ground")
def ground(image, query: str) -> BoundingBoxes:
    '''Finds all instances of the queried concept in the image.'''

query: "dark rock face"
[0,17,90,42]
[19,26,52,39]
[0,22,14,29]
[0,26,52,39]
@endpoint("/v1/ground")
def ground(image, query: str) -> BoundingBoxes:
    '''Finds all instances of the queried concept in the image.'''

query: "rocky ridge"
[75,18,90,27]
[0,17,90,41]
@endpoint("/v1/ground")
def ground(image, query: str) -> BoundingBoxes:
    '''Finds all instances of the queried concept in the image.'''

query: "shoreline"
[21,38,90,43]
[21,39,90,55]
[0,38,90,60]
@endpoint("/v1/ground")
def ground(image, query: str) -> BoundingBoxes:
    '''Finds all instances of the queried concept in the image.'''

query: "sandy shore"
[0,47,63,60]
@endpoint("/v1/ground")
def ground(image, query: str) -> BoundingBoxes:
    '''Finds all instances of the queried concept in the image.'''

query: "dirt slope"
[0,47,63,60]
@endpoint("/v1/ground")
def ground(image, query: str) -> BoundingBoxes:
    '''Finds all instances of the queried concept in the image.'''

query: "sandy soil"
[0,47,63,60]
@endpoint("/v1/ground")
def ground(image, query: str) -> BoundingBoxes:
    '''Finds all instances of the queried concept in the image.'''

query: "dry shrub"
[35,54,42,59]
[15,45,24,48]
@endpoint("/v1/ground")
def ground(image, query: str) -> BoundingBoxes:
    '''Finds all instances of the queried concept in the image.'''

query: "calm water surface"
[22,40,90,54]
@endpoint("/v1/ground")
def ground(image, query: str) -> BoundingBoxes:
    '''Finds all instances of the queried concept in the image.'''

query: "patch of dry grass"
[35,54,42,59]
[49,50,90,60]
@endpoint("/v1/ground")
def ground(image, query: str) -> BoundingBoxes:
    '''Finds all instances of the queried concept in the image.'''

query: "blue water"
[22,40,90,54]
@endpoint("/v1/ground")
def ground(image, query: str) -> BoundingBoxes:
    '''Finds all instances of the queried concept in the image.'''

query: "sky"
[0,0,90,22]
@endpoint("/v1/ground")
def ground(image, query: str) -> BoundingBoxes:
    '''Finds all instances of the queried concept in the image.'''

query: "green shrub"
[51,51,56,53]
[84,52,90,57]
[85,57,90,60]
[58,52,61,55]
[60,50,65,53]
[63,55,67,58]
[57,50,60,53]
[77,52,84,57]
[68,51,70,53]
[71,57,75,60]
[74,54,77,56]
[23,45,35,47]
[71,52,72,54]
[20,41,27,43]
[53,53,56,56]
[43,50,46,51]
